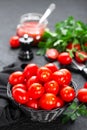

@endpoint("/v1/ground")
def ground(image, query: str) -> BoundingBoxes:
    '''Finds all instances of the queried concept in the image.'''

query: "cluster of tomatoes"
[45,44,87,64]
[8,63,76,110]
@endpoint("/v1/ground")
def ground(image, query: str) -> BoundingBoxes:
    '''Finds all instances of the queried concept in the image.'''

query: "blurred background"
[0,0,87,67]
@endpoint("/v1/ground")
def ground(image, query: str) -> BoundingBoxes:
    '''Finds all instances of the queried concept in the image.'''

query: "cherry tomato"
[12,88,29,104]
[58,52,72,65]
[12,84,27,92]
[84,82,87,88]
[9,36,20,48]
[52,69,72,86]
[28,83,45,99]
[26,76,39,89]
[25,98,39,109]
[75,51,87,63]
[45,63,58,73]
[55,97,65,108]
[44,80,59,95]
[9,71,25,86]
[67,43,81,51]
[37,66,52,82]
[23,63,39,79]
[45,48,59,61]
[39,93,57,110]
[77,88,87,103]
[60,86,75,102]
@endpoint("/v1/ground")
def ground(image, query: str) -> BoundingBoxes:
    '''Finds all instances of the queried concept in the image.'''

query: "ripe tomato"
[84,82,87,88]
[37,66,52,82]
[12,88,29,104]
[44,80,59,95]
[26,76,39,89]
[52,69,72,86]
[39,93,57,110]
[66,43,81,51]
[45,48,59,61]
[23,63,39,79]
[12,84,27,92]
[25,98,39,109]
[77,88,87,103]
[9,71,25,86]
[75,51,87,63]
[58,52,72,65]
[55,97,65,108]
[9,36,20,48]
[45,63,58,73]
[60,86,75,102]
[28,83,45,99]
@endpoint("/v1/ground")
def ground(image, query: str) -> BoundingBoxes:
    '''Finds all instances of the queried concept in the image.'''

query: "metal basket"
[7,80,77,123]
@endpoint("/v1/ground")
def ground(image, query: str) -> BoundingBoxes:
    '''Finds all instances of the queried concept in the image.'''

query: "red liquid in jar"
[16,21,46,45]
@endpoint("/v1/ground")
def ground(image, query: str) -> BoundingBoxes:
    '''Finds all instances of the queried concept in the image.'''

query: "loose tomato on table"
[28,83,45,99]
[66,43,81,51]
[9,36,20,48]
[77,88,87,103]
[60,86,76,102]
[39,93,57,110]
[37,66,52,83]
[45,48,59,61]
[52,69,72,86]
[58,52,72,65]
[44,80,59,95]
[75,51,87,63]
[9,71,25,86]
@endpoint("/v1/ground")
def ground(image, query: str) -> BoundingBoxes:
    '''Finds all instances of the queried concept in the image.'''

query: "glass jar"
[16,13,48,45]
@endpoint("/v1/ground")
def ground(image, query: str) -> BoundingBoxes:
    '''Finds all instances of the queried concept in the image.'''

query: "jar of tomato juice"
[16,13,48,46]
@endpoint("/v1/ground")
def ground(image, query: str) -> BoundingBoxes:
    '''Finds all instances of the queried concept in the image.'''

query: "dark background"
[0,0,87,130]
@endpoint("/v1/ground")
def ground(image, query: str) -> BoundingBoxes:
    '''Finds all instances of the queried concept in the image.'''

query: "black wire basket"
[7,80,77,123]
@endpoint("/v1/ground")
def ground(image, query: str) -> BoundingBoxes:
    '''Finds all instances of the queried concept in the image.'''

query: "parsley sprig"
[37,16,87,56]
[61,100,87,124]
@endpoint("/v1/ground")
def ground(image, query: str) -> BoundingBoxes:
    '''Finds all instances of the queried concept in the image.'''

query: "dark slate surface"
[0,0,87,130]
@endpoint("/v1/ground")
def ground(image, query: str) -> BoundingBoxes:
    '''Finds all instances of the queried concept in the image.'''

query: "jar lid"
[19,34,34,44]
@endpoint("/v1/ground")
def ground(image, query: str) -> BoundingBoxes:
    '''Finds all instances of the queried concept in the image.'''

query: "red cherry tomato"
[52,69,72,86]
[39,93,57,110]
[23,63,39,79]
[67,43,81,51]
[12,88,29,104]
[55,97,65,108]
[44,80,59,95]
[45,63,58,73]
[12,84,27,92]
[45,48,59,61]
[25,98,39,109]
[60,86,75,102]
[58,52,72,65]
[28,83,45,99]
[37,66,52,82]
[77,88,87,103]
[75,51,87,63]
[26,76,39,89]
[9,36,20,48]
[84,82,87,88]
[9,71,25,86]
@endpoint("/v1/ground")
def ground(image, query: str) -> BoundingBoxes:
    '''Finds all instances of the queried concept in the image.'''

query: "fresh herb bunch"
[37,16,87,56]
[61,100,87,124]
